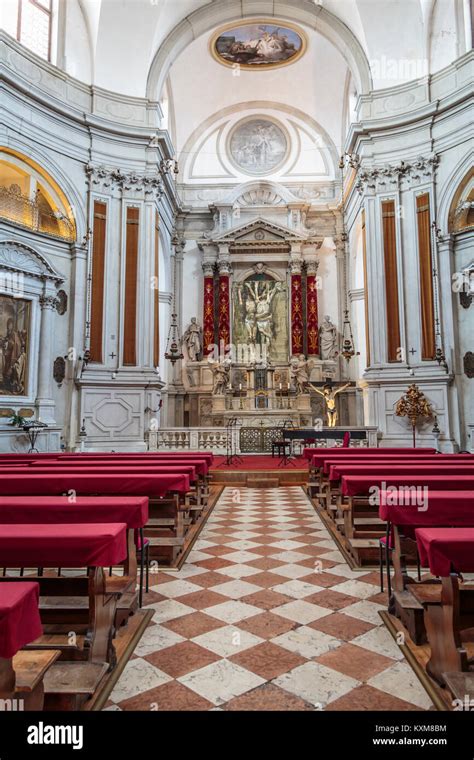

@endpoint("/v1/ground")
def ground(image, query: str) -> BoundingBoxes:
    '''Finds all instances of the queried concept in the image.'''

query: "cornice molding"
[355,154,439,195]
[85,164,164,199]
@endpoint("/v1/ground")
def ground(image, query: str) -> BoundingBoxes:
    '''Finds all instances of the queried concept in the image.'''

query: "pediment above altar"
[212,217,307,245]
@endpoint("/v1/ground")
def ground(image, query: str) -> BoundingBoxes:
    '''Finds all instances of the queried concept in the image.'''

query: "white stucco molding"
[179,100,340,184]
[146,0,373,100]
[0,241,64,284]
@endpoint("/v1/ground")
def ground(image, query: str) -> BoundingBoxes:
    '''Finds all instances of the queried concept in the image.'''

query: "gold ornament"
[395,384,433,447]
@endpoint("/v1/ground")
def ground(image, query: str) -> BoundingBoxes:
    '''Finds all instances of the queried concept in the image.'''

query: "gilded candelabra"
[395,384,433,447]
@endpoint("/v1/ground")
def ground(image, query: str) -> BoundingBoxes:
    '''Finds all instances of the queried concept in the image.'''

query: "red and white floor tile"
[106,487,433,711]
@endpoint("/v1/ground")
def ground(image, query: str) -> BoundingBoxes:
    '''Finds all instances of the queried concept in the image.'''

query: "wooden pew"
[306,449,459,495]
[379,490,474,643]
[324,460,474,525]
[0,523,127,669]
[339,470,474,540]
[0,582,60,711]
[0,473,190,563]
[0,496,148,618]
[23,457,210,515]
[304,446,438,481]
[412,528,474,685]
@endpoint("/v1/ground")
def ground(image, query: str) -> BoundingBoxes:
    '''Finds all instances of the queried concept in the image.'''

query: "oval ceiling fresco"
[210,20,307,70]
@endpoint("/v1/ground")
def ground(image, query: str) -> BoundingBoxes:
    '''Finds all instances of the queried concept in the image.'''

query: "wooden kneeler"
[412,575,474,685]
[0,650,61,711]
[0,570,121,669]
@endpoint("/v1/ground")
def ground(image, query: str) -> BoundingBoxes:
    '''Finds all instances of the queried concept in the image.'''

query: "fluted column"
[36,292,58,423]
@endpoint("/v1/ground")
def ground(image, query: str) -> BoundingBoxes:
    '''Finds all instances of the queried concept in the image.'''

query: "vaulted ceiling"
[60,0,470,180]
[64,0,469,96]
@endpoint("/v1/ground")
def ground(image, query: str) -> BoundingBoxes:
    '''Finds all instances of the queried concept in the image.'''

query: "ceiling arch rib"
[146,0,373,100]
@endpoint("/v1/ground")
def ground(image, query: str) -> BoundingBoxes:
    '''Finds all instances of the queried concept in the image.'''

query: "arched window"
[3,0,53,62]
[0,151,76,241]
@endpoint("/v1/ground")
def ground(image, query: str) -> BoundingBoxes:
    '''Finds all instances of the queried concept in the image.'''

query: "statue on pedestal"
[319,315,338,360]
[181,317,202,362]
[210,360,230,395]
[290,355,314,395]
[309,381,351,427]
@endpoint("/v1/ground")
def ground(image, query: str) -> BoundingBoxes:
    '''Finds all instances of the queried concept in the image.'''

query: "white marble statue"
[181,317,202,362]
[319,315,338,360]
[290,354,314,395]
[211,360,230,395]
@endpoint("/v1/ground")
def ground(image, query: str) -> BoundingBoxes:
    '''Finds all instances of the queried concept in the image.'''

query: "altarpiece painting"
[0,295,30,396]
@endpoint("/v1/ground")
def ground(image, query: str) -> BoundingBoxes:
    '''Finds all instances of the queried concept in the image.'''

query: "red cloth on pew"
[0,523,127,567]
[0,452,214,464]
[0,473,190,498]
[25,459,209,476]
[342,474,474,497]
[379,491,474,526]
[307,450,445,467]
[328,463,474,482]
[59,452,215,464]
[0,496,149,529]
[303,447,436,461]
[0,582,43,658]
[415,528,474,576]
[7,465,198,481]
[321,456,474,476]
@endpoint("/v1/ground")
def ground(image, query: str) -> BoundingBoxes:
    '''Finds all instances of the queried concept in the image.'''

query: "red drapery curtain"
[291,273,304,355]
[381,200,401,362]
[203,275,215,355]
[416,193,436,360]
[217,274,230,351]
[89,200,107,363]
[123,206,139,366]
[306,272,319,356]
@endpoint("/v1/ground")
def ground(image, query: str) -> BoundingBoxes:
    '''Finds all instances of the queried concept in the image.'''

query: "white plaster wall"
[181,243,203,333]
[170,31,348,155]
[62,0,92,82]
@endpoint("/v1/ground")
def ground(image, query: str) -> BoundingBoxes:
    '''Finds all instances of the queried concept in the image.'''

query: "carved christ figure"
[246,281,281,348]
[309,382,351,428]
[238,286,257,344]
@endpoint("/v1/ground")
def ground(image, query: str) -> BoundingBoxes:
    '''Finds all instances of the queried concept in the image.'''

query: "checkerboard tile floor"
[106,487,433,711]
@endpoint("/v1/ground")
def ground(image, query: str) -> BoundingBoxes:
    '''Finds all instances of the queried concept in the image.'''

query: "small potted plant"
[8,412,26,428]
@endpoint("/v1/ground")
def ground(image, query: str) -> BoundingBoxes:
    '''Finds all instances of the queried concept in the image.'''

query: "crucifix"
[309,379,351,428]
[109,351,117,360]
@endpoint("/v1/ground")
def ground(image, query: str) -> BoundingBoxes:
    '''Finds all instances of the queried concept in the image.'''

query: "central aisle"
[107,487,432,711]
